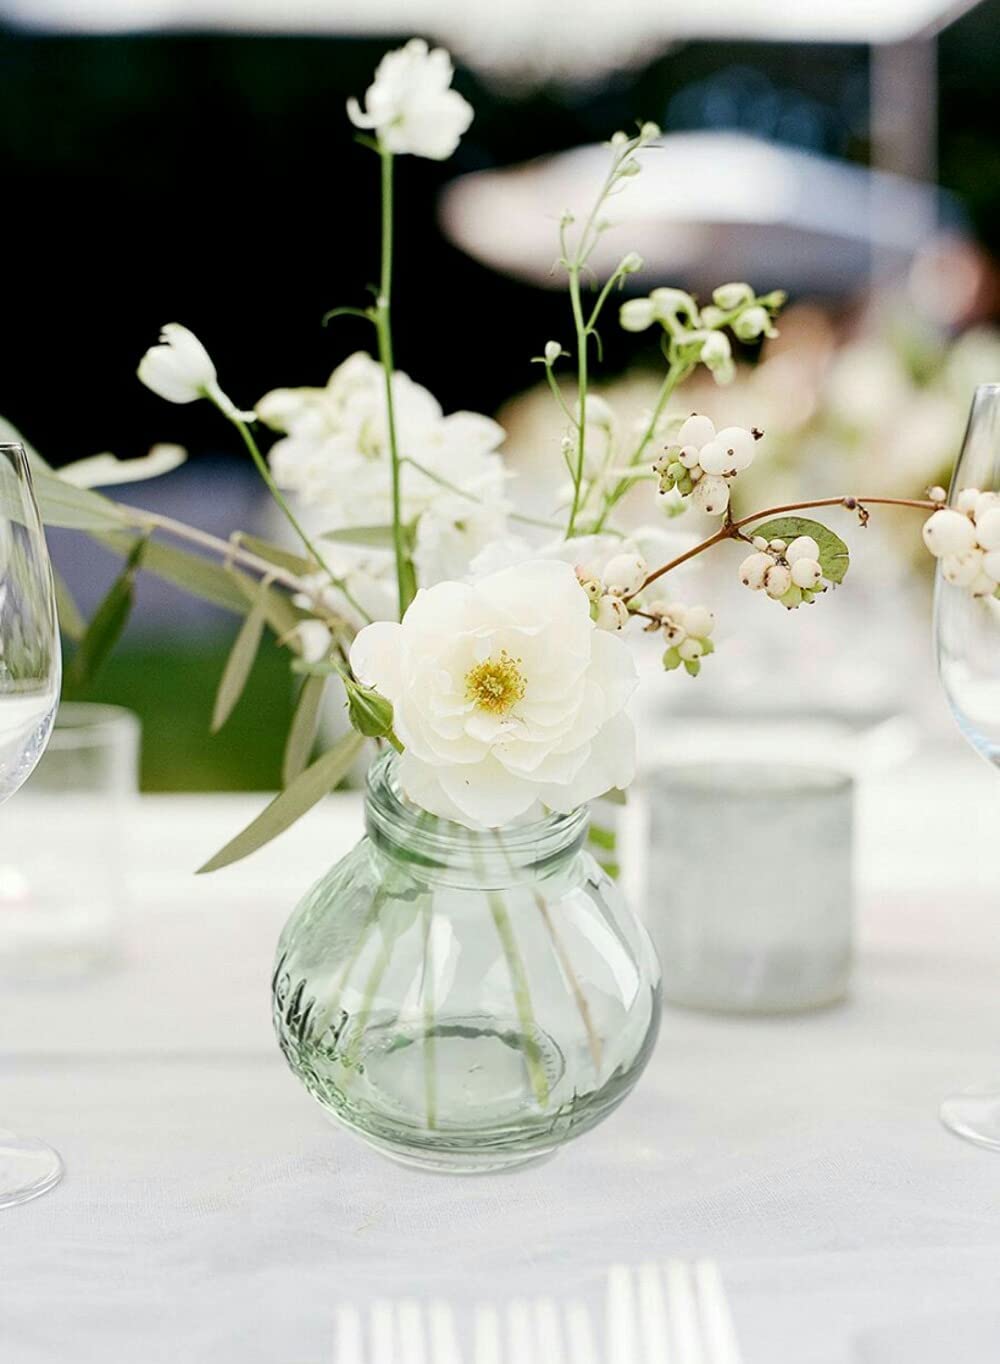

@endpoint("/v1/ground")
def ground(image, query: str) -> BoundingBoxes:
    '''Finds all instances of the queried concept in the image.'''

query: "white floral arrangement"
[10,38,966,867]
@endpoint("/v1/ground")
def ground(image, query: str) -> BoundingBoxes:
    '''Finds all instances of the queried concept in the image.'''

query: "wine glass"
[0,442,62,1205]
[935,384,1000,1149]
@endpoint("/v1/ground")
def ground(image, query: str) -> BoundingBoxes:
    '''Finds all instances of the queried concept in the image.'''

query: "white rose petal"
[349,559,638,828]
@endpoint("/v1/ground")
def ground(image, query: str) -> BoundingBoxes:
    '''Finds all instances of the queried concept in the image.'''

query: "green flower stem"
[420,900,438,1131]
[374,147,413,621]
[487,889,550,1108]
[591,359,690,532]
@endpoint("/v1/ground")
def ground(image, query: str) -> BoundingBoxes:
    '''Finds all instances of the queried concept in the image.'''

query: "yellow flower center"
[465,650,526,715]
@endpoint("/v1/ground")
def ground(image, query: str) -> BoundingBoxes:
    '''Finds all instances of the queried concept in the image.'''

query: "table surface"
[3,749,999,1364]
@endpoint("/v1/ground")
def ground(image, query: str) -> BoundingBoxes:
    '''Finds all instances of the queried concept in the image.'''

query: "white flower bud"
[713,426,757,473]
[617,158,641,177]
[138,323,219,405]
[603,552,647,597]
[678,637,704,662]
[640,121,661,140]
[594,594,629,631]
[680,605,715,638]
[732,306,774,341]
[610,130,629,146]
[975,508,1000,551]
[619,298,657,333]
[764,563,792,598]
[790,558,822,589]
[957,488,980,514]
[651,288,700,323]
[690,475,730,516]
[928,486,948,504]
[712,282,754,310]
[786,535,820,564]
[739,552,772,590]
[677,414,715,448]
[544,340,562,365]
[922,508,977,558]
[699,332,734,384]
[699,305,725,328]
[619,251,643,274]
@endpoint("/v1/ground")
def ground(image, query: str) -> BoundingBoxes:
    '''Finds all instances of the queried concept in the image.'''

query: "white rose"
[347,39,473,161]
[350,559,638,827]
[138,324,220,405]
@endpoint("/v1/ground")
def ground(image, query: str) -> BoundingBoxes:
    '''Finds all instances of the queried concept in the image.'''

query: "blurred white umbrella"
[439,131,959,293]
[5,0,983,76]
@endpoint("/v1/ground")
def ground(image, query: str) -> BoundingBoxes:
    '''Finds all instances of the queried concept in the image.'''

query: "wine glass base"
[940,1087,1000,1151]
[0,1130,63,1208]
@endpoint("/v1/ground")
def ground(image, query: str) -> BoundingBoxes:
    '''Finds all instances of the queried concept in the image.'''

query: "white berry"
[975,508,1000,551]
[677,414,715,448]
[714,426,756,472]
[678,637,704,662]
[680,605,715,638]
[603,552,647,597]
[941,551,983,587]
[983,551,1000,583]
[971,572,997,598]
[594,595,628,631]
[678,444,702,470]
[764,563,792,598]
[739,552,771,590]
[752,536,768,552]
[790,558,822,589]
[691,475,730,515]
[957,488,979,515]
[786,535,820,564]
[696,440,731,476]
[922,508,976,558]
[975,492,1000,521]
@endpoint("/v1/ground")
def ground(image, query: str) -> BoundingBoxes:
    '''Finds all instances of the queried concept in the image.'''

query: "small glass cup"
[640,762,854,1014]
[0,703,140,978]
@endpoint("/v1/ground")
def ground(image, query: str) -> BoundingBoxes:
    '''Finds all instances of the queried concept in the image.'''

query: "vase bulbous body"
[273,753,661,1172]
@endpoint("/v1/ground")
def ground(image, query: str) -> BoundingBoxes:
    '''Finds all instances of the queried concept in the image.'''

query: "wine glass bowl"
[934,385,1000,1150]
[0,443,64,1206]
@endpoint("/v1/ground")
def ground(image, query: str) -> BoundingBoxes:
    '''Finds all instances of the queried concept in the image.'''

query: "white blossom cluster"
[923,490,1000,598]
[257,352,511,596]
[653,414,761,517]
[739,534,826,610]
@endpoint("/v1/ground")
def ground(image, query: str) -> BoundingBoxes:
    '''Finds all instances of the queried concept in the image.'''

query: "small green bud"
[345,677,395,739]
[544,340,562,365]
[683,658,701,677]
[699,637,715,655]
[619,251,644,274]
[712,282,754,310]
[667,460,685,481]
[662,647,682,671]
[757,289,788,311]
[640,121,661,140]
[780,585,804,610]
[699,305,725,328]
[617,158,641,178]
[610,131,629,147]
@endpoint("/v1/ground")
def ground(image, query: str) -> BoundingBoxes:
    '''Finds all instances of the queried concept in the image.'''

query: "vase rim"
[363,750,589,877]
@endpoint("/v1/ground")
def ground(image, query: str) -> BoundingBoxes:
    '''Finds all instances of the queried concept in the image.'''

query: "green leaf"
[210,581,270,734]
[282,673,327,786]
[33,470,125,531]
[588,824,617,852]
[750,516,850,585]
[232,533,314,576]
[321,524,397,550]
[197,731,364,873]
[227,568,306,646]
[67,539,147,692]
[95,532,250,613]
[52,569,86,642]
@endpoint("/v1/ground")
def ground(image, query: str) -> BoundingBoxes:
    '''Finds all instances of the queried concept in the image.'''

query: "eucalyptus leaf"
[96,533,250,613]
[750,516,850,585]
[67,539,147,692]
[282,673,327,786]
[197,732,364,873]
[33,470,126,531]
[211,582,270,734]
[234,533,315,576]
[52,570,86,642]
[321,525,397,550]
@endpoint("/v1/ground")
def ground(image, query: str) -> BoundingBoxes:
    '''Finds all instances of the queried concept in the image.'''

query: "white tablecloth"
[3,749,1000,1364]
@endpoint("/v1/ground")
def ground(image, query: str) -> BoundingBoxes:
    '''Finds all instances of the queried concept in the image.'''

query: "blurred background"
[3,0,999,788]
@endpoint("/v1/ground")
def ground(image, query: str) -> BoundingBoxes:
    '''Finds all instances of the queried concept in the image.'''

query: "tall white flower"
[350,560,637,827]
[138,324,220,405]
[347,39,474,161]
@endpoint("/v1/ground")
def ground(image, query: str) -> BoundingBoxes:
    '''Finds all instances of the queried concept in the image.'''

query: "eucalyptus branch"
[625,494,940,601]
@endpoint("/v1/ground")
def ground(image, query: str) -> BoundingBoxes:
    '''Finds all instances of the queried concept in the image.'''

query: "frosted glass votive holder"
[642,762,854,1014]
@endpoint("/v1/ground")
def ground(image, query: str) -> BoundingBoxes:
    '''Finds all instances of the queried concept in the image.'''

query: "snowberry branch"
[625,494,942,601]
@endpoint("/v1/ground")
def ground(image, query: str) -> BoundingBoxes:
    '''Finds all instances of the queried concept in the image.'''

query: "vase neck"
[363,752,589,888]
